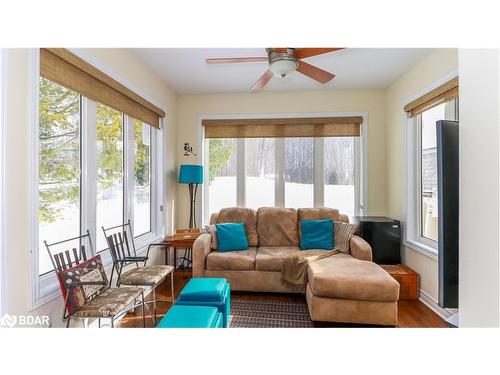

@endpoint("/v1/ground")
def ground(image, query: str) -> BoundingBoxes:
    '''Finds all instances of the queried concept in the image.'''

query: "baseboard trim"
[419,289,452,320]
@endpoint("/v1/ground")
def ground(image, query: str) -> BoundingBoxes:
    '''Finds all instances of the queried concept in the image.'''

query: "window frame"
[201,112,367,224]
[404,77,458,260]
[32,51,164,307]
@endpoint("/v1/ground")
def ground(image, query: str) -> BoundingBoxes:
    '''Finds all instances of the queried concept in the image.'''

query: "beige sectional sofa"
[193,207,400,326]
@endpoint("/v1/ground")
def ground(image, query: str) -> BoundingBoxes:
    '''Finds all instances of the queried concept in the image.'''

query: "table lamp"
[178,164,204,228]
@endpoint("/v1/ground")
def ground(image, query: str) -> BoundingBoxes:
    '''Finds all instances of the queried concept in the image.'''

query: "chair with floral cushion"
[44,231,145,328]
[103,221,174,325]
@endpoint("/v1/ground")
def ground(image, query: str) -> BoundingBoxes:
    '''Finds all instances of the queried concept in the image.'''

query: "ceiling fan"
[205,48,345,90]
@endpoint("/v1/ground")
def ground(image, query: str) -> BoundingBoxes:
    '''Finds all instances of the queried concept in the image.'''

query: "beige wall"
[2,49,178,326]
[385,49,458,303]
[176,89,387,227]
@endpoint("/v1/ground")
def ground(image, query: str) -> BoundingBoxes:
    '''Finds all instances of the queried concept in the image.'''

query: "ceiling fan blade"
[296,60,335,84]
[206,57,268,64]
[251,69,273,90]
[295,48,345,59]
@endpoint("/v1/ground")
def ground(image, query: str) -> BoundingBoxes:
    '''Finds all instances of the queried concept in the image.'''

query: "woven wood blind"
[203,116,362,138]
[404,77,459,117]
[40,48,165,128]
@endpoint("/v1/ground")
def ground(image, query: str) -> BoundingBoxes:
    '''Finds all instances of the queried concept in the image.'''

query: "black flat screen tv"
[437,120,459,309]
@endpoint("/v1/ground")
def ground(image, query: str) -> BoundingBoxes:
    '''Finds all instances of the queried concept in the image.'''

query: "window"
[419,100,458,243]
[405,92,458,255]
[324,137,356,216]
[419,105,443,241]
[38,77,81,275]
[204,131,362,222]
[207,138,237,215]
[36,77,161,301]
[134,120,152,236]
[245,138,275,209]
[96,103,124,252]
[284,138,314,208]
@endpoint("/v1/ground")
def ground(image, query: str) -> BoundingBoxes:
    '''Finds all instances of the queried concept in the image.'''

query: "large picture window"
[204,117,363,223]
[134,120,152,237]
[36,77,161,293]
[206,139,237,215]
[95,103,124,252]
[38,78,81,275]
[245,138,275,209]
[284,138,314,208]
[324,137,356,216]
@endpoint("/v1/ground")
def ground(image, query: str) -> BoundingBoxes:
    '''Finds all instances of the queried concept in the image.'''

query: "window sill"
[404,239,438,261]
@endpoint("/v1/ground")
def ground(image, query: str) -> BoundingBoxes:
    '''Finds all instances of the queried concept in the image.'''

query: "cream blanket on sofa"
[281,250,339,286]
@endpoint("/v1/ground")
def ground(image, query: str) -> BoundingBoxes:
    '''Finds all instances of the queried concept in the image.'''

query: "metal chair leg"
[111,318,114,328]
[153,287,157,326]
[66,316,71,328]
[171,271,175,304]
[141,291,146,328]
[98,318,101,328]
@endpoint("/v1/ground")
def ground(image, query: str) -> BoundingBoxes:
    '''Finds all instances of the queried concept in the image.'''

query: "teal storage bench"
[176,278,230,328]
[156,305,222,328]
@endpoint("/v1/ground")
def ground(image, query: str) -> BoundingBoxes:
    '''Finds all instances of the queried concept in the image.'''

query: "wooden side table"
[149,229,201,270]
[380,264,420,299]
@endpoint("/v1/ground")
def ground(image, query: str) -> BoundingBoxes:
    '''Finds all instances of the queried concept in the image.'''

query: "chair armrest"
[193,233,212,277]
[349,235,373,261]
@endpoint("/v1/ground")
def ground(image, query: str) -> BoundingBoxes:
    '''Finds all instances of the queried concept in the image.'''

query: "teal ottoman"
[157,305,223,328]
[176,278,230,328]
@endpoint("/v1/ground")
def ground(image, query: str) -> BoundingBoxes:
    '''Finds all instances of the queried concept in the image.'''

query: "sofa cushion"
[297,207,347,241]
[255,246,301,272]
[216,208,258,247]
[308,253,400,302]
[257,207,298,247]
[206,247,257,271]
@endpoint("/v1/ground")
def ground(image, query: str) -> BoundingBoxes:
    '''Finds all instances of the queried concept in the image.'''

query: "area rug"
[228,299,314,328]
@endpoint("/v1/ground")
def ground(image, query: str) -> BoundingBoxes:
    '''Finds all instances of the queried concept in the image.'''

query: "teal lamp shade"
[179,164,204,184]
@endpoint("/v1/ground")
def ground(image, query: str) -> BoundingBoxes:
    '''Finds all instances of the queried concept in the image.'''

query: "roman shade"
[404,77,459,117]
[202,116,362,138]
[40,48,165,128]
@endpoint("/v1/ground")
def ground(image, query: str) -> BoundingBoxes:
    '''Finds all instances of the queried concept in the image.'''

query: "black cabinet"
[352,216,401,264]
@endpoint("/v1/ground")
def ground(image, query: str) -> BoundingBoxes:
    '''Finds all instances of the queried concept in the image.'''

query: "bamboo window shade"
[404,77,459,117]
[40,48,165,128]
[202,116,363,138]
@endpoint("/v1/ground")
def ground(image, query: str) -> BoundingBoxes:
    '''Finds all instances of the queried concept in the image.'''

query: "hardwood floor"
[118,270,448,328]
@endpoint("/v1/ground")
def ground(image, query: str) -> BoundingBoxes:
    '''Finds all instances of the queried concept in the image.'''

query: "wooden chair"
[102,221,175,325]
[44,231,145,328]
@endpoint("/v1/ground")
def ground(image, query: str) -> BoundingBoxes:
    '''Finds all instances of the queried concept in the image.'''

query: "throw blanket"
[281,250,339,286]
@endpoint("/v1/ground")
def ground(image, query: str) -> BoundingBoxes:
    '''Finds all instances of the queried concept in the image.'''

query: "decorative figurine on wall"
[184,142,197,157]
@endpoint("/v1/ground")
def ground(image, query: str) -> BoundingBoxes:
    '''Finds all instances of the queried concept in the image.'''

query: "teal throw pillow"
[215,223,249,252]
[300,219,334,250]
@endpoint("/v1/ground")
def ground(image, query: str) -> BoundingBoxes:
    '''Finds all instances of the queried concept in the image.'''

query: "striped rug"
[229,299,314,328]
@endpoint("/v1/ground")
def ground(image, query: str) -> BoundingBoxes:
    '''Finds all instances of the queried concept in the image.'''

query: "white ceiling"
[132,48,432,95]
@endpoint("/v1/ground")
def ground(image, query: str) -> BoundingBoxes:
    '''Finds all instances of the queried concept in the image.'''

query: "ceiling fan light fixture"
[269,58,298,78]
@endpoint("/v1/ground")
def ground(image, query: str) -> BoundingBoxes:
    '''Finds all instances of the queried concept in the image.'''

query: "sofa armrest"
[193,233,212,277]
[349,235,373,262]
